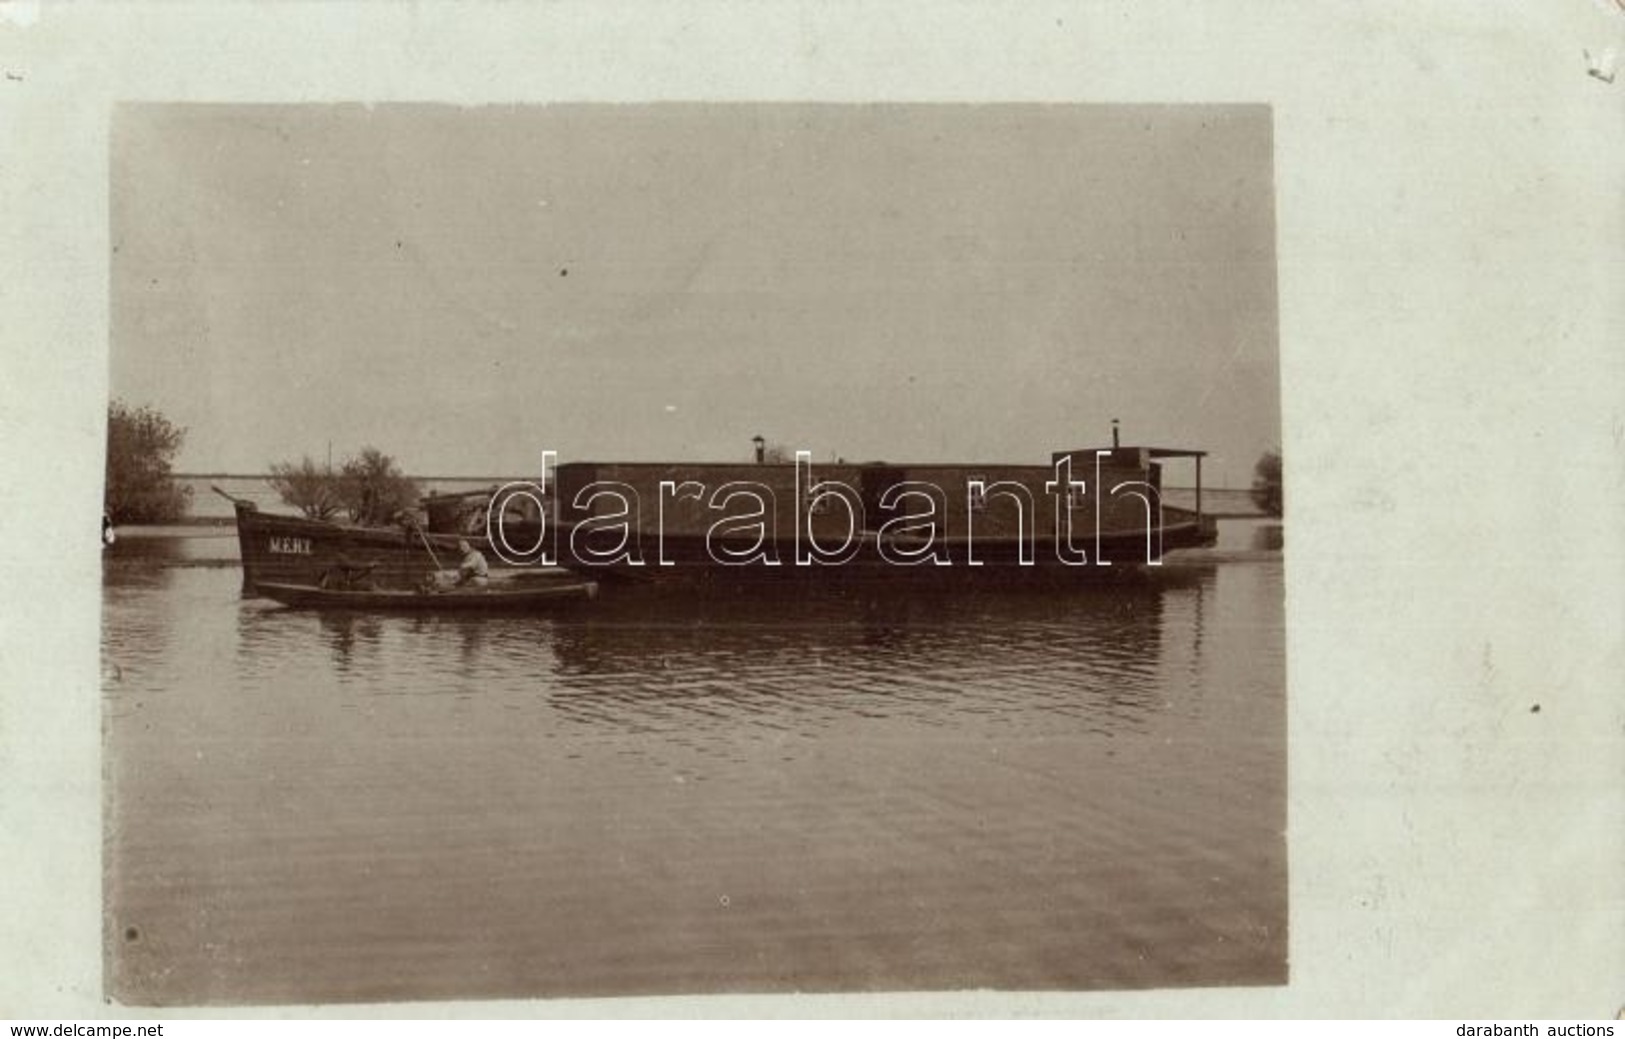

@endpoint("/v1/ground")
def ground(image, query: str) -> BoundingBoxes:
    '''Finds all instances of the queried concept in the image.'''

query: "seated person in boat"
[453,538,489,588]
[422,538,490,592]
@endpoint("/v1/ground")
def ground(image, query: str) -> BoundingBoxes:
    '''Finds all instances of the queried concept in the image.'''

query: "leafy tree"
[339,447,419,526]
[268,447,420,525]
[267,456,345,521]
[105,400,191,524]
[1250,449,1283,518]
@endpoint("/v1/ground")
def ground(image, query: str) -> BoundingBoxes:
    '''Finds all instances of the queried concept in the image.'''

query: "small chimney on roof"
[1111,418,1120,450]
[752,434,766,464]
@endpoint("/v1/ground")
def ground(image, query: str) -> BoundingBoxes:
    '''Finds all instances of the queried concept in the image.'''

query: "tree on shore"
[268,446,419,525]
[339,447,420,526]
[267,456,346,521]
[105,400,191,524]
[1250,449,1283,518]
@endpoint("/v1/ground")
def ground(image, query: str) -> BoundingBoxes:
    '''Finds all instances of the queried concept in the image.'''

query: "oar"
[407,519,445,571]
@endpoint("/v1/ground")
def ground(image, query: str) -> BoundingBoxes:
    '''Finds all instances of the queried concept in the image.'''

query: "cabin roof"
[560,446,1207,469]
[1058,446,1209,460]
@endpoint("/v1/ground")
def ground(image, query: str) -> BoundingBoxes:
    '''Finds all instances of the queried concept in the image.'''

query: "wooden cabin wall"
[554,458,1169,546]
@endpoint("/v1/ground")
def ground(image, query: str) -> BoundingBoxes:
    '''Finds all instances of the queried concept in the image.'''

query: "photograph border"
[1,0,1621,1019]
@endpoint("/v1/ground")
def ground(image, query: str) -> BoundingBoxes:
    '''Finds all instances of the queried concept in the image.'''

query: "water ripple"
[101,550,1286,1003]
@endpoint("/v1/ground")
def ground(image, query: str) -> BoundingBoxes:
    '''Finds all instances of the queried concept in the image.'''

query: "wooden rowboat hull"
[254,579,598,611]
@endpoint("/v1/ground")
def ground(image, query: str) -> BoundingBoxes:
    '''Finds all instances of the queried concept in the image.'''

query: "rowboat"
[254,578,598,611]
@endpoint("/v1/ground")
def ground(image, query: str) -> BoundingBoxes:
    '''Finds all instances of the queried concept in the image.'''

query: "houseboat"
[543,437,1216,583]
[224,433,1216,592]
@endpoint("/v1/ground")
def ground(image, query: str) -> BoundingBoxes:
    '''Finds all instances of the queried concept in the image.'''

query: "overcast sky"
[111,103,1279,485]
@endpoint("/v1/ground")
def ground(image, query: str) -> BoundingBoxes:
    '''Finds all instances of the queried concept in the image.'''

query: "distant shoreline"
[113,517,1283,537]
[111,522,237,537]
[171,473,534,483]
[174,472,1260,492]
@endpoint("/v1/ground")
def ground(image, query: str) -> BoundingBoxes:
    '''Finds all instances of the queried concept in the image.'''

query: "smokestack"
[1111,419,1120,450]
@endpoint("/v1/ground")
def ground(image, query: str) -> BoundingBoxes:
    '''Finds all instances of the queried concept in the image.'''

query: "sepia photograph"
[3,1,1620,1023]
[101,103,1284,1005]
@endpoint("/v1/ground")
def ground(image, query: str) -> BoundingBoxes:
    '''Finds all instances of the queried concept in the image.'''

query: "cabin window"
[968,476,987,512]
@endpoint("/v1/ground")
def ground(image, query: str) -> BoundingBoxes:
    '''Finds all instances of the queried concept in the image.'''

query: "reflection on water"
[103,541,1284,1006]
[1251,523,1283,552]
[543,583,1175,739]
[104,531,240,567]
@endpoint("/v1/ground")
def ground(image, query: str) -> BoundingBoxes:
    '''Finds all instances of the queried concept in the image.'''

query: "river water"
[101,521,1286,1006]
